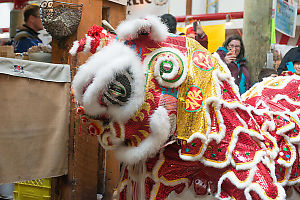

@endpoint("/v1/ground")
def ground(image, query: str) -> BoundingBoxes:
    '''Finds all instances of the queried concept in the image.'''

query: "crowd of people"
[160,13,300,95]
[8,7,300,96]
[159,14,249,95]
[1,8,300,199]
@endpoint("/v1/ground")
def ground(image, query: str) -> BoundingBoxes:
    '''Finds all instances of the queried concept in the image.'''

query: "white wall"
[169,0,244,28]
[191,0,206,15]
[169,0,245,16]
[170,0,300,28]
[168,0,186,16]
[0,3,13,39]
[218,0,244,12]
[0,3,13,28]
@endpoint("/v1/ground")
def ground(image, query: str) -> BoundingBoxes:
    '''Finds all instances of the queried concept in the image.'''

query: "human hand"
[195,21,204,35]
[224,50,236,64]
[187,32,196,39]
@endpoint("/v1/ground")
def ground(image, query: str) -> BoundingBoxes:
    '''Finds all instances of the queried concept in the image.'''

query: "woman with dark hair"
[213,35,251,94]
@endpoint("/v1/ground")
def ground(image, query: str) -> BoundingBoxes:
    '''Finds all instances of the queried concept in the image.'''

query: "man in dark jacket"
[13,5,44,53]
[277,45,300,75]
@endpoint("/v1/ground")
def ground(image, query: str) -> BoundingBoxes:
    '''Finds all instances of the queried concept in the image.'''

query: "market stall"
[0,57,70,199]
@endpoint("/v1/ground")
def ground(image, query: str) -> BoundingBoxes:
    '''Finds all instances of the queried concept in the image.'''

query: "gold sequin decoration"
[176,37,228,140]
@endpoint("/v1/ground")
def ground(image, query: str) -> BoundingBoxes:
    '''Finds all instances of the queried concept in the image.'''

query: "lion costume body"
[70,16,300,199]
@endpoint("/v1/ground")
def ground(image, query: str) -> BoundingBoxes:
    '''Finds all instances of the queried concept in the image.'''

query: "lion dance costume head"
[70,16,300,199]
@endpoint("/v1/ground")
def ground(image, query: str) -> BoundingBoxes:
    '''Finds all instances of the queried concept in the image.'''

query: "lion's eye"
[109,83,126,96]
[102,69,132,106]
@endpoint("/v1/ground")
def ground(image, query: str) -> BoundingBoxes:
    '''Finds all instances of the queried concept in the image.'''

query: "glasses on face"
[228,44,241,49]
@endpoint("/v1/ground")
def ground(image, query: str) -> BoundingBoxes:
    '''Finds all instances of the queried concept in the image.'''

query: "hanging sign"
[108,0,127,6]
[275,0,297,37]
[126,0,169,19]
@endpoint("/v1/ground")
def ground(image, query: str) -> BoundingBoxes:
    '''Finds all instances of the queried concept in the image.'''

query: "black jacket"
[277,45,300,75]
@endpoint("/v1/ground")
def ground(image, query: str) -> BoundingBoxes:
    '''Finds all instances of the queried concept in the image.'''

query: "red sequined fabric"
[72,21,300,199]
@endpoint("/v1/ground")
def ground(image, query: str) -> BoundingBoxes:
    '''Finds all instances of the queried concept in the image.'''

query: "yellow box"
[13,179,51,200]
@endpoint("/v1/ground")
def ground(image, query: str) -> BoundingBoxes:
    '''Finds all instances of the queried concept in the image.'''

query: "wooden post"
[50,0,125,200]
[100,4,125,200]
[243,0,273,83]
[186,0,192,15]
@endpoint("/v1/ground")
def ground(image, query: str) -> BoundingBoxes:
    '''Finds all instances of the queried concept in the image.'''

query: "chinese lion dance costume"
[70,16,300,199]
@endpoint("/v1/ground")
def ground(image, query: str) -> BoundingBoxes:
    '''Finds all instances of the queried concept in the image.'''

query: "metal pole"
[175,8,300,22]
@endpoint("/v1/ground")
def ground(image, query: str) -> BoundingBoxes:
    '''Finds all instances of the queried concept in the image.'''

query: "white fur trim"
[72,42,146,122]
[69,40,79,56]
[145,15,169,42]
[212,53,241,97]
[116,15,168,42]
[261,119,276,132]
[244,182,286,200]
[179,83,264,166]
[260,129,279,160]
[274,94,300,107]
[98,122,125,149]
[98,132,117,150]
[114,163,152,200]
[276,122,295,136]
[204,98,226,144]
[242,75,300,100]
[276,135,296,168]
[145,47,188,88]
[155,56,179,80]
[152,149,189,187]
[216,166,257,199]
[261,157,277,183]
[212,52,231,75]
[179,138,210,161]
[202,126,265,170]
[114,106,171,164]
[102,29,107,35]
[114,166,129,199]
[150,149,190,199]
[279,167,292,186]
[96,45,102,53]
[83,35,92,53]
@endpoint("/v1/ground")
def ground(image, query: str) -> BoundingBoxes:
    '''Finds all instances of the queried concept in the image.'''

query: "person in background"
[280,53,300,76]
[277,45,300,75]
[214,35,251,94]
[186,21,208,49]
[13,4,43,53]
[258,68,278,82]
[294,60,300,75]
[160,14,177,34]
